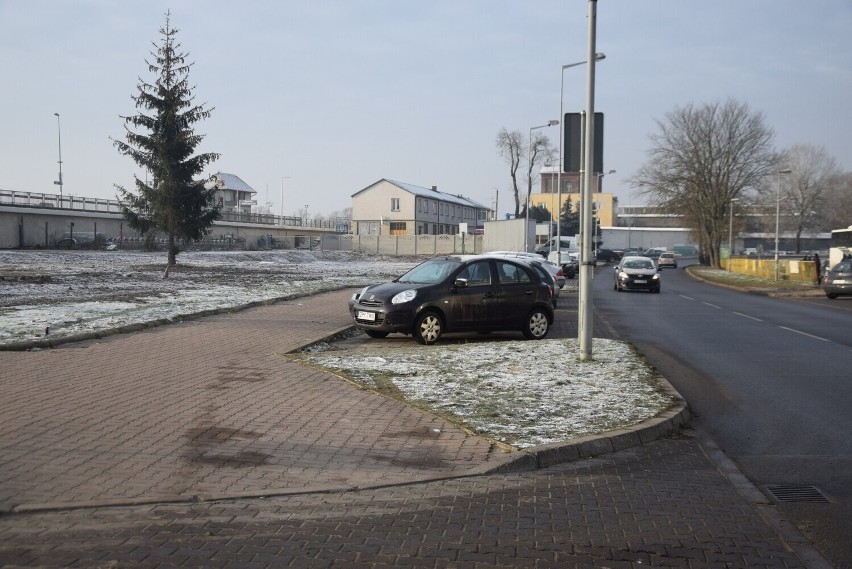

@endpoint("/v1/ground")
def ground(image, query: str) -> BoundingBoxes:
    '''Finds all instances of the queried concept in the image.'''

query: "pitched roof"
[353,178,488,209]
[209,172,256,195]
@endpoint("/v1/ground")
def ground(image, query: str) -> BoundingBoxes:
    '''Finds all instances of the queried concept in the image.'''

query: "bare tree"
[822,172,852,230]
[496,128,524,217]
[780,144,842,251]
[526,133,555,203]
[631,99,779,268]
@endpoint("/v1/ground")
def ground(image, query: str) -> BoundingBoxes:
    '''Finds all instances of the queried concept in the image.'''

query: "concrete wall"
[601,226,695,251]
[0,206,327,250]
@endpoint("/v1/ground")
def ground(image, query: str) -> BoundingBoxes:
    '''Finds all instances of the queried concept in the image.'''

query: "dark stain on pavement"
[183,425,270,467]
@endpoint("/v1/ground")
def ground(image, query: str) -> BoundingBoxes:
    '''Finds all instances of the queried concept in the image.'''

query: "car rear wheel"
[365,330,390,339]
[522,308,550,340]
[414,311,442,345]
[826,292,838,299]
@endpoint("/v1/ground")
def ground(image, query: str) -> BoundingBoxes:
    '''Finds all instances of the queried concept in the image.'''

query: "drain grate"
[765,485,830,503]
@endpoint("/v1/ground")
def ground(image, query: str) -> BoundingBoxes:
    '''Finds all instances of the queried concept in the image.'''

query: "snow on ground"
[0,249,673,448]
[0,249,415,345]
[302,339,674,449]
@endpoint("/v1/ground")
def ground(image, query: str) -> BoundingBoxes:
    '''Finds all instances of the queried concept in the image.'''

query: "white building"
[207,172,257,214]
[351,179,491,236]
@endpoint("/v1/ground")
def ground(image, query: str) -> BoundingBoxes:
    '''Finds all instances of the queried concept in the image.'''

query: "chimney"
[431,186,438,192]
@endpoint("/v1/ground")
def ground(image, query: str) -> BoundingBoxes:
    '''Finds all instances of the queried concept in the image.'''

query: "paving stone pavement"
[0,287,829,567]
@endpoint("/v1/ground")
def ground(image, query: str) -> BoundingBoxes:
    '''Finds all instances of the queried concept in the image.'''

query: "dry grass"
[686,264,821,294]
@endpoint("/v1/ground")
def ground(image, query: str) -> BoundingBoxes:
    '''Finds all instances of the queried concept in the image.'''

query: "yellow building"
[529,167,618,226]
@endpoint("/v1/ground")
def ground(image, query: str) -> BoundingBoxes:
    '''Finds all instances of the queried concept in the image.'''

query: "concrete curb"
[298,326,693,478]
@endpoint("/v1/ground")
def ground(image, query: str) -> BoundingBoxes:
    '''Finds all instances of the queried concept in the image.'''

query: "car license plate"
[634,279,647,284]
[357,311,376,321]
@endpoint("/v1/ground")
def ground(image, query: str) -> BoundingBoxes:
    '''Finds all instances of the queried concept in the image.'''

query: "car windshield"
[832,262,852,273]
[624,259,655,269]
[397,259,460,284]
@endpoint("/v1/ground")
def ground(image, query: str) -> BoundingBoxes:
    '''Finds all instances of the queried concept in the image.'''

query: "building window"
[391,198,400,211]
[389,222,406,235]
[432,202,437,214]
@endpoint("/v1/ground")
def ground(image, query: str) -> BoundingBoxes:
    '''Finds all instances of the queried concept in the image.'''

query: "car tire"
[826,292,838,299]
[414,311,443,345]
[522,308,550,340]
[365,330,390,339]
[653,287,661,293]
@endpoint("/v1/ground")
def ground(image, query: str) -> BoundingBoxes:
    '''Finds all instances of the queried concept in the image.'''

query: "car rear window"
[496,261,533,284]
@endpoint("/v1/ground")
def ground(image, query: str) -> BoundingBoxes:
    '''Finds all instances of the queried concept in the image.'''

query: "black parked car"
[595,248,622,263]
[349,255,555,344]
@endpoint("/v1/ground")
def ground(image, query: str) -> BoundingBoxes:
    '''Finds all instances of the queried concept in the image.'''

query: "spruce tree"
[113,11,220,276]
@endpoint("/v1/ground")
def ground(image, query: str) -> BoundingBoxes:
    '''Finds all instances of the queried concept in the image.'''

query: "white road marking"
[778,326,830,342]
[734,312,763,322]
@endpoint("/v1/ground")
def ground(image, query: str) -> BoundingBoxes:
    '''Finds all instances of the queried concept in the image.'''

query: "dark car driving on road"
[349,255,555,344]
[614,255,661,293]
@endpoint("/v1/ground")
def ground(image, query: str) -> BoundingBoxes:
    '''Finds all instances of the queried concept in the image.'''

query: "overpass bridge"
[0,189,345,250]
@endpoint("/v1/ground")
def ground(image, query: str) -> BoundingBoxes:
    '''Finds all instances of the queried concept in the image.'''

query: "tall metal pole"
[53,113,63,202]
[578,0,598,361]
[774,169,792,281]
[528,121,558,252]
[280,176,290,221]
[557,55,604,265]
[728,198,739,271]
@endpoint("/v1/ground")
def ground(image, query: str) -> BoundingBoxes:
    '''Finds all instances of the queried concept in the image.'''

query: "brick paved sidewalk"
[0,289,497,512]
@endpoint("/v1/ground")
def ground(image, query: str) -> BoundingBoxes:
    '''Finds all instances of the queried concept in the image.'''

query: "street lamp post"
[728,198,739,271]
[527,120,559,251]
[578,0,599,361]
[557,53,605,262]
[774,169,792,281]
[53,113,63,203]
[280,176,290,220]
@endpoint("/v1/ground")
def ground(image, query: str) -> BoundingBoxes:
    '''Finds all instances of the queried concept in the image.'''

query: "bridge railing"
[0,189,347,230]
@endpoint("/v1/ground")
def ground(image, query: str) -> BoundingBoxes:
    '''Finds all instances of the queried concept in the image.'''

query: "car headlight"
[652,274,660,280]
[618,271,628,279]
[391,289,417,304]
[352,286,368,301]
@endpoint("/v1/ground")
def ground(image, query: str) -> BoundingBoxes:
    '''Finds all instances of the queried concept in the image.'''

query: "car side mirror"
[454,278,469,287]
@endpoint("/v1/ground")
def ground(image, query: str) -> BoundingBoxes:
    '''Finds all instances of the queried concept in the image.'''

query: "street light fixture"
[774,169,792,281]
[728,198,739,271]
[527,120,559,251]
[557,53,605,261]
[53,113,63,203]
[280,176,290,220]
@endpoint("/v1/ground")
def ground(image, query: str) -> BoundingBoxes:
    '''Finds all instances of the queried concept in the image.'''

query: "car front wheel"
[414,311,443,345]
[522,308,550,340]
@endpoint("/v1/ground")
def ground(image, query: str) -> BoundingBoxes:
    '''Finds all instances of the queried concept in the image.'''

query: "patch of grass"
[687,265,818,291]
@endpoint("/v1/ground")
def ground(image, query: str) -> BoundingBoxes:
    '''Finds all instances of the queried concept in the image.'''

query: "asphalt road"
[593,258,852,568]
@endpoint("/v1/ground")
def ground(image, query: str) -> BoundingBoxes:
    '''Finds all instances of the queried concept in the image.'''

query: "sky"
[2,1,851,220]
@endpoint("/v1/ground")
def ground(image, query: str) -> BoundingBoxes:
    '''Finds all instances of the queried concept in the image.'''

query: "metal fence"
[0,189,345,231]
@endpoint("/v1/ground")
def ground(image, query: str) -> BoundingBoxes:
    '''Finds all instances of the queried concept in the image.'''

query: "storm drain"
[765,485,830,504]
